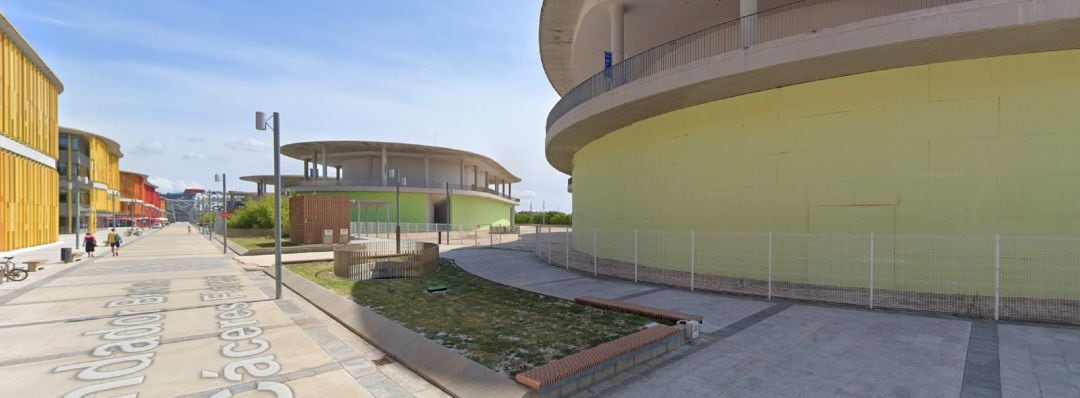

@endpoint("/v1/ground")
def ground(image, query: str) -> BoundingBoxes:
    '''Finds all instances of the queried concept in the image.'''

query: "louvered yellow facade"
[0,13,63,252]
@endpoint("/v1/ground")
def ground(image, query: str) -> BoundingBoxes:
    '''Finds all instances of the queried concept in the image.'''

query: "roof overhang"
[281,140,521,183]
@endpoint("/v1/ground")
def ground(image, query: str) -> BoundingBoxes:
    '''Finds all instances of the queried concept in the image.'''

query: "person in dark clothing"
[83,232,97,258]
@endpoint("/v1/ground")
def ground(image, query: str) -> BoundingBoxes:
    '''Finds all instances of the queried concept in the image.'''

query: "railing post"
[690,230,696,291]
[634,229,639,283]
[768,232,773,300]
[869,232,875,309]
[547,226,552,265]
[593,228,598,277]
[535,225,541,254]
[474,226,478,246]
[565,227,570,270]
[995,234,1001,320]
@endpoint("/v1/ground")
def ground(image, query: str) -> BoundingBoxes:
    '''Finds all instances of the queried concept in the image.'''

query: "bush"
[515,211,571,225]
[227,195,290,230]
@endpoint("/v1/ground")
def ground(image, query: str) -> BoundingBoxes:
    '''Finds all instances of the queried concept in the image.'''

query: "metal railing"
[333,240,439,280]
[547,0,974,130]
[531,227,1080,325]
[292,179,518,201]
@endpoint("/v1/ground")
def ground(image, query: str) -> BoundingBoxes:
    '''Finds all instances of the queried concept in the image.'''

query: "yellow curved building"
[541,0,1080,236]
[58,127,122,234]
[0,12,63,252]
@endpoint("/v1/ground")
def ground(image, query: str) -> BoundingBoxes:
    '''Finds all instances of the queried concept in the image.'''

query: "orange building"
[119,171,166,227]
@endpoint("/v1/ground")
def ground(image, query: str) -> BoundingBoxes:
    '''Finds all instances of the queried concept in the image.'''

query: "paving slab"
[0,223,446,397]
[999,324,1080,397]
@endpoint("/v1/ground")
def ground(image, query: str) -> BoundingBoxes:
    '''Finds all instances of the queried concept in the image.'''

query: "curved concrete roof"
[239,174,306,186]
[538,0,588,95]
[544,0,1080,174]
[0,11,63,92]
[61,126,123,157]
[280,141,521,183]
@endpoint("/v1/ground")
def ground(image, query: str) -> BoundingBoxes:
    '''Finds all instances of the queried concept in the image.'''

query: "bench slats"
[515,325,679,390]
[575,296,704,322]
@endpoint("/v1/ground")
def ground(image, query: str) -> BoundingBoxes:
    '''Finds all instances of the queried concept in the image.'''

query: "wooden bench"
[574,296,704,323]
[515,325,680,393]
[22,259,47,272]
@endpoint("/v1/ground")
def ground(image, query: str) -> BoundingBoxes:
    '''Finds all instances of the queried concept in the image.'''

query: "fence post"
[535,225,541,254]
[768,232,773,300]
[547,226,552,264]
[474,226,478,246]
[690,230,696,291]
[994,234,1001,321]
[634,229,639,283]
[565,227,570,270]
[869,232,875,309]
[593,229,598,277]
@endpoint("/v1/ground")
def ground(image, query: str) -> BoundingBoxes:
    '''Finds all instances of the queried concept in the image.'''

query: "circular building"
[542,0,1080,236]
[242,141,520,227]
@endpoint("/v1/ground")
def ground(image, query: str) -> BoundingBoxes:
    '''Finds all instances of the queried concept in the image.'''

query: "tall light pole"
[388,168,405,254]
[215,173,228,254]
[256,111,283,300]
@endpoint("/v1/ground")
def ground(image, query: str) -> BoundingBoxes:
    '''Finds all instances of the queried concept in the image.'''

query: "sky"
[1,0,573,212]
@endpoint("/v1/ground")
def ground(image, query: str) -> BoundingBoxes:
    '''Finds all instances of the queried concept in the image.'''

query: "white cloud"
[181,152,207,160]
[147,177,204,193]
[131,141,165,155]
[182,136,206,143]
[516,190,537,199]
[225,138,271,152]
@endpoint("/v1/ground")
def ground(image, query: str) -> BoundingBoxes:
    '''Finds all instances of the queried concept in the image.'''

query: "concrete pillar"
[610,2,624,63]
[303,160,310,179]
[381,147,388,186]
[459,158,465,188]
[424,154,430,188]
[312,150,319,177]
[335,166,341,182]
[740,0,758,48]
[321,147,328,178]
[508,183,512,198]
[473,166,478,189]
[484,171,489,191]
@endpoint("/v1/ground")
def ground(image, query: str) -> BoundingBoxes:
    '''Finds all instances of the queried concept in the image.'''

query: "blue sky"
[2,0,572,212]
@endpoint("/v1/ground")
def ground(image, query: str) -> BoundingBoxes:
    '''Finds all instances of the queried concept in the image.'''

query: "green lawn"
[287,259,661,375]
[228,236,322,250]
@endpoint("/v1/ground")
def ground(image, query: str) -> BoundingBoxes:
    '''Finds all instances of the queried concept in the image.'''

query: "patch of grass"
[228,236,320,250]
[287,259,661,375]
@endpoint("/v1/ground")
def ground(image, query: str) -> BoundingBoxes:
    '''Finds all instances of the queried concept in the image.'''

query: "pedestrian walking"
[187,225,192,234]
[107,228,122,256]
[82,232,97,258]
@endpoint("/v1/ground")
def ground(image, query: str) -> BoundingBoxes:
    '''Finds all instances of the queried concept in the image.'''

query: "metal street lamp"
[387,169,406,254]
[215,173,228,254]
[256,111,283,300]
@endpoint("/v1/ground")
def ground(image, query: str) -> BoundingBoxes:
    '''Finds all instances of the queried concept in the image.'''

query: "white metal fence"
[352,222,533,249]
[531,227,1080,325]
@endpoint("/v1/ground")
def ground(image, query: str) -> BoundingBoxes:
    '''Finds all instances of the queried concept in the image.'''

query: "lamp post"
[256,111,283,300]
[215,174,228,254]
[388,168,405,254]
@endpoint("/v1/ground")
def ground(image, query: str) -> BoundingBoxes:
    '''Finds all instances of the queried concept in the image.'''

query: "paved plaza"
[0,224,446,398]
[444,248,1080,398]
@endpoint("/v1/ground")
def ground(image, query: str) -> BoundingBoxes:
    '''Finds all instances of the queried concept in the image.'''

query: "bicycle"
[0,256,29,282]
[124,228,143,237]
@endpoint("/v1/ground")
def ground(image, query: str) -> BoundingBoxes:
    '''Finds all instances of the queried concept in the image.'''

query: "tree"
[227,195,290,230]
[515,211,571,225]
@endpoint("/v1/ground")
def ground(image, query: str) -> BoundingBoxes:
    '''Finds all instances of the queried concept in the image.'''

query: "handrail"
[546,0,974,130]
[293,178,519,202]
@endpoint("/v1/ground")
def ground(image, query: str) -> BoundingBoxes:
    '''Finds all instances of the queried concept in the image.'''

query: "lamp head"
[255,111,267,131]
[214,174,221,182]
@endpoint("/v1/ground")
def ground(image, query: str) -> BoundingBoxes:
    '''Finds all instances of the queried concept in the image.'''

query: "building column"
[740,0,758,48]
[610,2,624,63]
[335,166,341,182]
[424,154,430,188]
[303,160,310,179]
[312,150,318,177]
[508,183,512,198]
[484,171,489,191]
[459,158,465,188]
[321,147,328,178]
[473,166,478,189]
[381,147,388,186]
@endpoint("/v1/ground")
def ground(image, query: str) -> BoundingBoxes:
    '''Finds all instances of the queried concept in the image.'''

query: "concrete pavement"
[444,247,1080,398]
[0,223,447,397]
